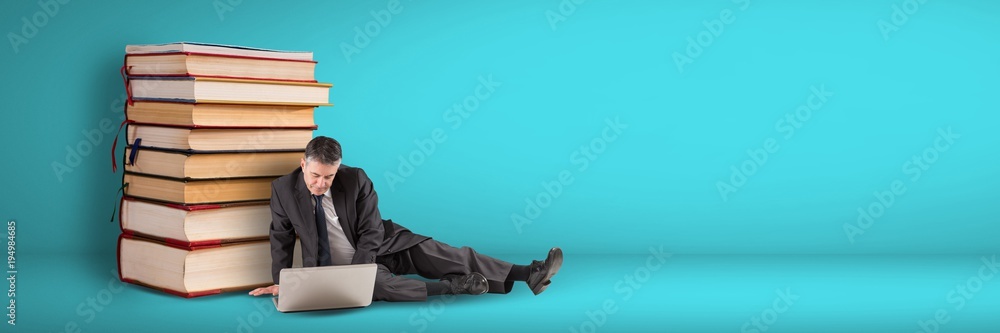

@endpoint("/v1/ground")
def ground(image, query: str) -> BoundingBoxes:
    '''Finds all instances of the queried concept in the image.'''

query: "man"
[249,136,562,301]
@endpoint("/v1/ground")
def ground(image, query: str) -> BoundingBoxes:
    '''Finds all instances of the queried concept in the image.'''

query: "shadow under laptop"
[278,305,368,317]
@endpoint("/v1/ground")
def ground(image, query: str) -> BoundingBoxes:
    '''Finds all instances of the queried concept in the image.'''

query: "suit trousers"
[372,238,515,301]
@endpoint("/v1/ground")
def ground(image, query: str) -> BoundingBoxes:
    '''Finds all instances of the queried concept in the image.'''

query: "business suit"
[269,165,514,301]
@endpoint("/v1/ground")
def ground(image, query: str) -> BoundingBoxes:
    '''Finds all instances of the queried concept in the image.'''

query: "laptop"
[272,263,377,312]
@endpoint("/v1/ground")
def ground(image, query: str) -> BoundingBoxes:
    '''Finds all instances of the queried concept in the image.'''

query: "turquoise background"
[3,0,998,256]
[2,0,999,331]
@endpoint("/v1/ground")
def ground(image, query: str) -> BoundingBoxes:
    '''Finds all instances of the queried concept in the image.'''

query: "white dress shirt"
[315,189,356,265]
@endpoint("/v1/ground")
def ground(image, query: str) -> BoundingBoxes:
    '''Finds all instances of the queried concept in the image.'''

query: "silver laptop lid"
[275,263,377,312]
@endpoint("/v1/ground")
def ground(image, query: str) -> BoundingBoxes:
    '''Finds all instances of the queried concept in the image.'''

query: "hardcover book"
[124,147,301,179]
[126,123,315,152]
[119,197,272,247]
[126,101,316,128]
[126,42,313,61]
[117,233,301,298]
[125,52,317,82]
[123,172,276,204]
[129,76,332,106]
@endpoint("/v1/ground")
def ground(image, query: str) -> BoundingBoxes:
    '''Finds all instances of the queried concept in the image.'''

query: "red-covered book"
[125,52,318,82]
[126,101,316,128]
[123,145,302,180]
[122,172,277,205]
[125,122,315,153]
[128,76,332,106]
[119,196,271,248]
[126,42,314,61]
[117,233,301,298]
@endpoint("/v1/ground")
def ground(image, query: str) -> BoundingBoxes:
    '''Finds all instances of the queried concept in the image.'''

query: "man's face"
[301,158,340,196]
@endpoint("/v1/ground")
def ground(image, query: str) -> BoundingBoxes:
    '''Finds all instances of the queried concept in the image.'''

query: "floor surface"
[11,253,1000,332]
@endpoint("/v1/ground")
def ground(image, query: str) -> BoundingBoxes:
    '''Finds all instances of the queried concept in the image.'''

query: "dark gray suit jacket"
[269,165,428,284]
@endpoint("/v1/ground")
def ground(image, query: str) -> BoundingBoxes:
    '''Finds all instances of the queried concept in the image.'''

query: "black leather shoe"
[443,272,489,295]
[527,247,563,295]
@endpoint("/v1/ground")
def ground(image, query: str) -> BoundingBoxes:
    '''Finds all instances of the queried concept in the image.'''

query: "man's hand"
[249,285,279,296]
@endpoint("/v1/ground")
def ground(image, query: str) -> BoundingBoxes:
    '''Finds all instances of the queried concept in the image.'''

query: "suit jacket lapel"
[293,169,319,257]
[331,174,357,249]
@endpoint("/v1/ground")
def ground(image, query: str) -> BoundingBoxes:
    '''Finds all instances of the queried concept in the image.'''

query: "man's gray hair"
[304,136,342,165]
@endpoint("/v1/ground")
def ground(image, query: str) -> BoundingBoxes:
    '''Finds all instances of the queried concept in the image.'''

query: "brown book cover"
[126,122,315,152]
[126,42,314,61]
[126,101,316,128]
[122,172,276,204]
[128,76,333,106]
[125,52,317,82]
[116,233,278,298]
[118,196,271,247]
[124,146,301,179]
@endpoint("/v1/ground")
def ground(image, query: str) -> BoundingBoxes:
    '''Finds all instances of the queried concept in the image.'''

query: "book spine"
[128,76,196,81]
[122,194,272,206]
[131,97,198,104]
[125,51,318,64]
[121,230,222,250]
[127,75,329,87]
[124,170,279,182]
[127,73,319,84]
[121,278,272,298]
[117,233,270,298]
[122,195,270,211]
[117,233,221,298]
[128,121,318,130]
[124,145,307,155]
[118,196,126,233]
[116,233,125,283]
[119,230,215,250]
[121,230,268,250]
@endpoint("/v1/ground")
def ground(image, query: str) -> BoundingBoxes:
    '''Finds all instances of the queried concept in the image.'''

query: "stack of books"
[116,42,326,297]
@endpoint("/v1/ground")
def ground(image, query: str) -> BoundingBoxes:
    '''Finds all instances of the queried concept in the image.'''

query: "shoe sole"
[471,273,489,295]
[531,247,564,295]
